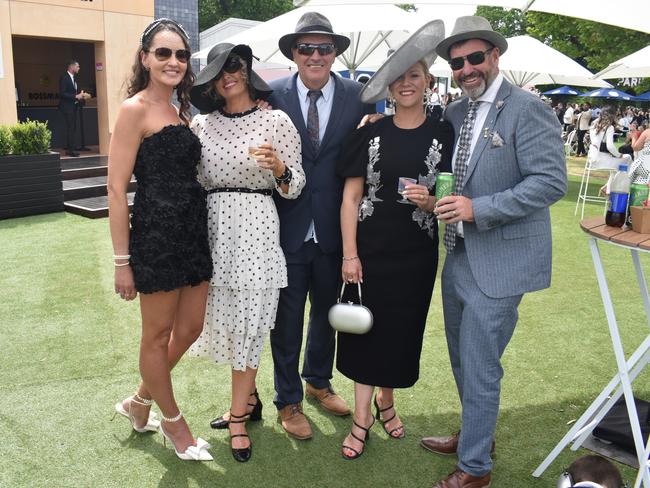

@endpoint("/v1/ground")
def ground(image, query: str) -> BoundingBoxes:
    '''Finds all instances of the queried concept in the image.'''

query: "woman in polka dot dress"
[188,43,305,462]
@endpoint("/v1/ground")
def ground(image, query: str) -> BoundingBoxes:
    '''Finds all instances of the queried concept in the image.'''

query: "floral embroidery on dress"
[358,136,383,221]
[412,138,444,238]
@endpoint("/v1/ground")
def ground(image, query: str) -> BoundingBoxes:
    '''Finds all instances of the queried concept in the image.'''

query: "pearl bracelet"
[113,254,131,260]
[114,261,130,267]
[342,256,359,261]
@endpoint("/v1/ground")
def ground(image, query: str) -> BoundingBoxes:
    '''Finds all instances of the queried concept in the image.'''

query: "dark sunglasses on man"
[295,43,336,56]
[146,47,191,63]
[448,47,494,71]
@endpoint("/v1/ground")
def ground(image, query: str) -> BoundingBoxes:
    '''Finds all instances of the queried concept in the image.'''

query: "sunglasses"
[217,56,244,78]
[146,47,191,63]
[295,43,335,56]
[448,47,494,71]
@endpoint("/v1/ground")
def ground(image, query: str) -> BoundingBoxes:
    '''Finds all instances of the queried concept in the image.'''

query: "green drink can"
[436,173,456,201]
[627,183,649,228]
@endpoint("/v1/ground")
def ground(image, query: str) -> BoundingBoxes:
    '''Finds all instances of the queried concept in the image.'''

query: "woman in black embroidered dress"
[107,18,213,461]
[335,21,453,460]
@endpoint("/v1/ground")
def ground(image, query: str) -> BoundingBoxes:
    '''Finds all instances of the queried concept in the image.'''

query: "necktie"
[443,100,480,253]
[307,90,322,151]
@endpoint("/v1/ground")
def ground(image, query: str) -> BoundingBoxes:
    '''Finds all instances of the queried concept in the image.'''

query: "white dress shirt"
[452,73,504,237]
[296,74,335,243]
[68,71,77,90]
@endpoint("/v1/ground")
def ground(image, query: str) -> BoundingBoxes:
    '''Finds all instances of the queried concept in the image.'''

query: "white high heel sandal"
[113,393,160,433]
[160,412,213,461]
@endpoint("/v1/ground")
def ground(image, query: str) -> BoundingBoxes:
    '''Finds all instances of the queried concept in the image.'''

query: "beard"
[458,69,497,100]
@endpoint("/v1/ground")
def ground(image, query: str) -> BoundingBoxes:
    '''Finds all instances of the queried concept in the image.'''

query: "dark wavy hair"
[126,19,195,124]
[594,105,617,135]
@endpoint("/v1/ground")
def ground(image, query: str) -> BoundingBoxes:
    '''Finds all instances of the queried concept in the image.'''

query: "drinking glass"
[397,177,417,204]
[247,137,267,166]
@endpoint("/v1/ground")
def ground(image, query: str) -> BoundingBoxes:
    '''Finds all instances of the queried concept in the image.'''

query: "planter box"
[0,152,64,220]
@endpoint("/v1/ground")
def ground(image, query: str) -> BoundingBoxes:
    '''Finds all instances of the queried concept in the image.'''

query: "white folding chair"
[574,158,617,220]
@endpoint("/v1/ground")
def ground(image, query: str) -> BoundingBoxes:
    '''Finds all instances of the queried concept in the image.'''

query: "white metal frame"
[533,236,650,487]
[574,158,616,220]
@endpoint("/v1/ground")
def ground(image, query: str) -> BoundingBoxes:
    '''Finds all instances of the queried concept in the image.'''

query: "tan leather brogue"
[279,403,313,440]
[421,431,495,456]
[432,469,491,488]
[305,384,351,416]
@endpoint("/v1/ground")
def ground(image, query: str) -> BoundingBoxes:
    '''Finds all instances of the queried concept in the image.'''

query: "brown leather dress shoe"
[432,468,491,488]
[305,384,351,416]
[279,403,313,440]
[421,431,495,456]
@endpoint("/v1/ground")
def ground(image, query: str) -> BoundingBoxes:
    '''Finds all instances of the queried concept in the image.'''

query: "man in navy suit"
[58,60,84,157]
[268,12,374,440]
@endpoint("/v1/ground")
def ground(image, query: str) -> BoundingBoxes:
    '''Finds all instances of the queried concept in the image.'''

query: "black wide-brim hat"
[436,15,508,61]
[360,20,445,104]
[190,43,272,113]
[278,11,350,61]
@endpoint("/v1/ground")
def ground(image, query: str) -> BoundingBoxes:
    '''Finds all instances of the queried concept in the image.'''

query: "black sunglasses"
[448,47,494,71]
[146,47,191,63]
[217,56,244,78]
[295,43,335,56]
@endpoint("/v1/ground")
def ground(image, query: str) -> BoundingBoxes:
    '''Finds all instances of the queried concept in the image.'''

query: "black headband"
[140,18,190,47]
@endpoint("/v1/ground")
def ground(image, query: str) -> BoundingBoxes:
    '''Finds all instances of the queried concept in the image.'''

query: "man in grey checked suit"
[422,16,567,488]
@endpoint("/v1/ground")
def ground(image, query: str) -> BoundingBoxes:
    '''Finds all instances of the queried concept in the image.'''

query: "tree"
[396,4,417,12]
[199,0,295,31]
[475,6,527,37]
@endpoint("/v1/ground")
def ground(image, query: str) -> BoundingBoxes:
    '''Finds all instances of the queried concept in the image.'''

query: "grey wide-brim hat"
[278,11,350,61]
[360,20,445,104]
[435,15,508,61]
[190,43,272,113]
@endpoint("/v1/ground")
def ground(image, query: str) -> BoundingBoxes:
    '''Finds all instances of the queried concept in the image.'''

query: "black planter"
[0,152,64,220]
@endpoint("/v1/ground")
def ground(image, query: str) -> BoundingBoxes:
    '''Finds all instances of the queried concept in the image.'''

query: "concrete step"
[64,192,134,219]
[62,175,136,201]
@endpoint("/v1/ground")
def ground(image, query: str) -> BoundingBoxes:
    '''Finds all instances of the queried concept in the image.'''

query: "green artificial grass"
[1,163,650,487]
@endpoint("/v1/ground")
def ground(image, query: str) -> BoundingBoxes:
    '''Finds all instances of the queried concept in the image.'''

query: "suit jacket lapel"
[318,74,344,156]
[463,80,513,186]
[284,74,315,160]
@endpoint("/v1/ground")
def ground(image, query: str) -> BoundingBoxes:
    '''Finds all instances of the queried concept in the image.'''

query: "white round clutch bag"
[328,282,373,335]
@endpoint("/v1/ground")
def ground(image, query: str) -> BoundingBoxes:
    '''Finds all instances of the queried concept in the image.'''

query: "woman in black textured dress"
[335,21,453,460]
[108,19,213,461]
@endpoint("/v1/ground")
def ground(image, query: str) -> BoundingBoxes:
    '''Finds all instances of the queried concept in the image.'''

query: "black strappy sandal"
[374,394,405,439]
[341,417,375,460]
[210,389,263,429]
[229,411,252,462]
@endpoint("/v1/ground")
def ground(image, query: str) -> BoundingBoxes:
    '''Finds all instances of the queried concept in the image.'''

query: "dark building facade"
[155,0,199,68]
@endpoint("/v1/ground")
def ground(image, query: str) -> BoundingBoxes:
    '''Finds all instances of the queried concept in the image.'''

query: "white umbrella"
[372,35,610,88]
[294,0,650,34]
[594,44,650,79]
[193,4,418,78]
[499,35,611,87]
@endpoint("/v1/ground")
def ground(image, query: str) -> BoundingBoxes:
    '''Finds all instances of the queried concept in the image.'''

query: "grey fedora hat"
[435,15,507,61]
[190,43,272,113]
[278,11,350,61]
[360,20,445,104]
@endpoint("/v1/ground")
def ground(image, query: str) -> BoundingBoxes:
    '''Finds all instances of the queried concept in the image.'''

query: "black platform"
[62,156,135,218]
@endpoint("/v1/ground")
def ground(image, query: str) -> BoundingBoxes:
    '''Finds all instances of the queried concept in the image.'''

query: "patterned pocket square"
[490,131,505,148]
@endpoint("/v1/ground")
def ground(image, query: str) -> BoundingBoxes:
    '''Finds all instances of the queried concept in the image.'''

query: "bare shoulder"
[117,96,147,128]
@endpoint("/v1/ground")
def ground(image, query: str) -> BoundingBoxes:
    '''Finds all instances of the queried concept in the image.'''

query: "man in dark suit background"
[268,12,373,440]
[58,60,84,157]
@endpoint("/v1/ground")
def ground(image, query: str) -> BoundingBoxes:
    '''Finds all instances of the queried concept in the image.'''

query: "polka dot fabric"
[189,108,304,371]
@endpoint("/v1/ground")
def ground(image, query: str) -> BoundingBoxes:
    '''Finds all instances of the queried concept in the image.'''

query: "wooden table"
[533,217,650,487]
